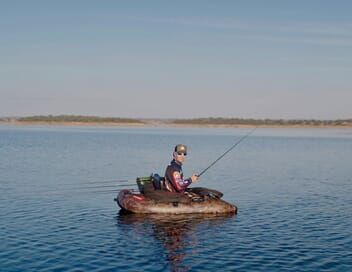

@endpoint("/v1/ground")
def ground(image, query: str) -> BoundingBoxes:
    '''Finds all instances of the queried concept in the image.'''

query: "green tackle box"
[136,176,153,194]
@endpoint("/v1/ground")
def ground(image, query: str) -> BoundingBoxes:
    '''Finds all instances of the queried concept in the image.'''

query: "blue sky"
[1,1,351,119]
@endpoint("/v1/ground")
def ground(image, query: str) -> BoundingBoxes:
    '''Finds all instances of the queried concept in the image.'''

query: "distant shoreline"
[1,123,352,129]
[1,115,352,128]
[0,120,146,127]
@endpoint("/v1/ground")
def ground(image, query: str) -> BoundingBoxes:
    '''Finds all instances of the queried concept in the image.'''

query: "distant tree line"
[171,117,352,126]
[1,116,352,127]
[15,115,144,124]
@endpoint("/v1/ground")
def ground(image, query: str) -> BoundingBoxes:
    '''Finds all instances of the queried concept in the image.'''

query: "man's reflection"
[117,211,234,271]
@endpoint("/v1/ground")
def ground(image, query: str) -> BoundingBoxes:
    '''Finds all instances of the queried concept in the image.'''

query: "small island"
[0,115,145,126]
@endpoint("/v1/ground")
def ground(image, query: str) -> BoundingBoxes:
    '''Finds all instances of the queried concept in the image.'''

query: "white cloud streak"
[132,16,352,46]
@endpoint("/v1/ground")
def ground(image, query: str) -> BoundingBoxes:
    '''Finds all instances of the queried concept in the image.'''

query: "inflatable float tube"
[115,189,237,214]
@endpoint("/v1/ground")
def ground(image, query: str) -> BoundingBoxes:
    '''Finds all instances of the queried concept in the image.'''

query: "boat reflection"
[117,211,235,271]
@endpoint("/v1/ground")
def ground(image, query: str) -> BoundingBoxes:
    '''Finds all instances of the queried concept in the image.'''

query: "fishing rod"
[197,126,257,177]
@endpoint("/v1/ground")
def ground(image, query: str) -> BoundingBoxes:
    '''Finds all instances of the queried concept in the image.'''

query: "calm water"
[1,125,352,271]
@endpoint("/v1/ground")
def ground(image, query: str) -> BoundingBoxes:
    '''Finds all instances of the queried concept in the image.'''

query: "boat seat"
[152,173,164,190]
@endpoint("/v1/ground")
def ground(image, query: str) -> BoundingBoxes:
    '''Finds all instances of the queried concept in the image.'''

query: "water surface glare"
[1,126,352,271]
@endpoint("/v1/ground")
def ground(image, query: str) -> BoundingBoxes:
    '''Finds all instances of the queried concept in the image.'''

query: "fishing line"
[57,179,135,187]
[197,127,257,177]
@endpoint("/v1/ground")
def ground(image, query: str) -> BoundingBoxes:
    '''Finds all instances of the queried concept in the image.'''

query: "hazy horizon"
[1,1,351,119]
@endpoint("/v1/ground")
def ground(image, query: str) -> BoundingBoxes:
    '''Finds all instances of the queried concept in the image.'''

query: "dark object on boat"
[114,174,237,214]
[137,173,163,193]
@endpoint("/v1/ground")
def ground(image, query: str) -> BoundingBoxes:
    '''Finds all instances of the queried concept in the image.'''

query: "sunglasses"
[177,152,187,156]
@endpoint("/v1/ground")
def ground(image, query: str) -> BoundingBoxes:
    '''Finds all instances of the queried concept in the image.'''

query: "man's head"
[173,144,187,164]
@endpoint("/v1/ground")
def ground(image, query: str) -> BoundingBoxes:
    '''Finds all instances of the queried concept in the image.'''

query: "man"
[163,144,199,193]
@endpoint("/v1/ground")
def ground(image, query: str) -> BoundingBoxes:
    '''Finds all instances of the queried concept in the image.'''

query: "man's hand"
[191,174,199,183]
